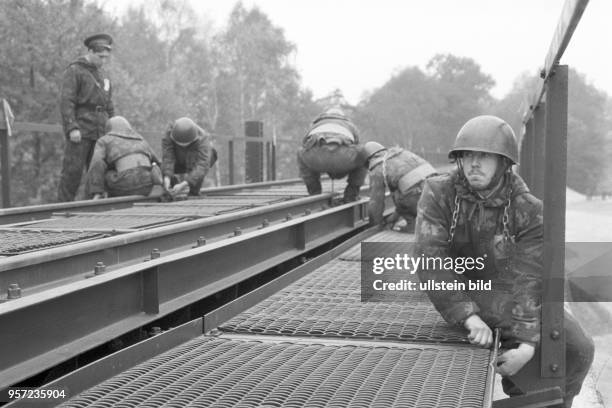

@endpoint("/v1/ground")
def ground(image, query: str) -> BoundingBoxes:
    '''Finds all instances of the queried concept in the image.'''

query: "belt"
[114,153,151,173]
[397,163,437,194]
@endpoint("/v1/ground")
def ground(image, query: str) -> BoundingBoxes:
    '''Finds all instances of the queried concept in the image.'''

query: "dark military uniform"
[161,124,212,196]
[368,147,436,226]
[415,170,594,406]
[297,116,366,202]
[58,56,114,201]
[86,127,161,198]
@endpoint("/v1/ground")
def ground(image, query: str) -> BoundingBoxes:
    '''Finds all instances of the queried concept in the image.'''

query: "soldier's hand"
[163,176,171,190]
[171,181,189,196]
[496,343,535,376]
[464,315,493,347]
[69,129,82,143]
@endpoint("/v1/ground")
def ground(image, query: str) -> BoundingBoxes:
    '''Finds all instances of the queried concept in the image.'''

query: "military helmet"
[105,116,132,134]
[313,107,347,124]
[449,115,519,164]
[363,141,387,161]
[171,117,198,146]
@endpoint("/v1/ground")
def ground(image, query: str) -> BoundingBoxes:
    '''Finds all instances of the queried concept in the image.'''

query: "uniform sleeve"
[415,179,479,326]
[367,170,386,226]
[106,78,114,118]
[161,132,176,177]
[184,137,210,188]
[85,139,108,196]
[509,193,543,344]
[59,66,80,136]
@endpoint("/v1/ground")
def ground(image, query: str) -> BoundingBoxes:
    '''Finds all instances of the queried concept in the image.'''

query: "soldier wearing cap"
[162,117,217,196]
[57,33,115,202]
[86,116,163,199]
[414,115,593,407]
[363,141,437,229]
[297,107,367,202]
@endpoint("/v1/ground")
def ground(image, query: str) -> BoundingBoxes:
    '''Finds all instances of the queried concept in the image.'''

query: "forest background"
[0,0,610,206]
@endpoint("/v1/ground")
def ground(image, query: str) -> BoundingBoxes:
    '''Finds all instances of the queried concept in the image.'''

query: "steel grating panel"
[59,336,492,408]
[19,214,187,230]
[220,260,468,343]
[0,230,104,256]
[157,196,290,205]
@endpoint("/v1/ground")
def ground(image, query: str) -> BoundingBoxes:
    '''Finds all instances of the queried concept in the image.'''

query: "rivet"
[196,236,207,246]
[262,219,269,228]
[150,249,161,259]
[149,326,162,336]
[94,262,106,275]
[550,330,560,340]
[304,209,312,215]
[286,213,293,221]
[7,283,21,299]
[550,364,559,373]
[234,227,242,236]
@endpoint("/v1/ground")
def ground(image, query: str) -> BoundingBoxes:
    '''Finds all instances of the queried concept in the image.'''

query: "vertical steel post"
[0,127,9,208]
[542,64,567,381]
[271,143,276,181]
[245,121,263,183]
[533,103,547,198]
[228,140,234,185]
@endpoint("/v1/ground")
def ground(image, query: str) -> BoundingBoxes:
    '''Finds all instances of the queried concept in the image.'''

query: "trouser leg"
[297,149,321,195]
[57,139,95,202]
[344,165,367,202]
[105,168,154,197]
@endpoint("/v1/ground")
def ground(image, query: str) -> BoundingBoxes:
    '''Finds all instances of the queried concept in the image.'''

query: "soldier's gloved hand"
[92,193,103,200]
[496,343,535,376]
[69,129,82,143]
[171,181,189,197]
[163,176,171,191]
[464,315,493,347]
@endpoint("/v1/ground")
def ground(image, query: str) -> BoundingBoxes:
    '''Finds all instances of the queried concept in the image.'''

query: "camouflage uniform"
[86,127,161,198]
[161,124,212,196]
[415,169,593,406]
[58,56,114,201]
[368,147,436,226]
[297,116,366,202]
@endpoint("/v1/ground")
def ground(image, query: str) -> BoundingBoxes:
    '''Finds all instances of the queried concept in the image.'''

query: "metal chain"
[502,198,513,242]
[448,194,460,244]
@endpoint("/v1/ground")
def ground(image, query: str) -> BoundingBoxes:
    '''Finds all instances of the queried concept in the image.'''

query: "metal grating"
[0,230,103,255]
[60,336,492,408]
[18,214,187,230]
[156,196,290,205]
[220,260,468,343]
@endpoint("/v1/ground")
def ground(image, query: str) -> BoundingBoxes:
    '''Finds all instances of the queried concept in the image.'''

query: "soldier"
[58,33,114,202]
[364,141,437,230]
[297,108,367,202]
[162,117,216,197]
[414,115,593,407]
[86,116,162,199]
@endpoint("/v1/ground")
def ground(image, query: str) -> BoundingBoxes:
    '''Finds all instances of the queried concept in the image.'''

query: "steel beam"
[0,201,368,388]
[533,103,546,199]
[0,193,335,296]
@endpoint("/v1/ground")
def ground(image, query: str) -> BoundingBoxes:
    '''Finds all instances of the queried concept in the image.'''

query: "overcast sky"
[100,0,610,105]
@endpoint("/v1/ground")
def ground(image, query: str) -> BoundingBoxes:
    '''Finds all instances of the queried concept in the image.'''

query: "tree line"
[0,0,609,205]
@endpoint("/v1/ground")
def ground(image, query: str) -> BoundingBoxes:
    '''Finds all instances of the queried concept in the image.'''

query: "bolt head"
[550,330,560,340]
[550,364,559,372]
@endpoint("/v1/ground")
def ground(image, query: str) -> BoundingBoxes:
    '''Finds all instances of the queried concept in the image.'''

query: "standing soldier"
[364,141,437,229]
[162,117,216,197]
[58,33,114,202]
[86,116,162,199]
[415,115,593,407]
[297,108,367,202]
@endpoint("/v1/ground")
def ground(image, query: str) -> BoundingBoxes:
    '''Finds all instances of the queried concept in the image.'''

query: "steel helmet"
[363,142,387,161]
[449,115,519,164]
[105,116,132,134]
[313,107,347,124]
[171,117,198,146]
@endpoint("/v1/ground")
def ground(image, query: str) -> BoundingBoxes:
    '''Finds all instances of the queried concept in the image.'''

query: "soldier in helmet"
[414,115,593,407]
[86,116,162,199]
[58,33,115,202]
[364,141,437,230]
[161,117,217,197]
[297,108,367,202]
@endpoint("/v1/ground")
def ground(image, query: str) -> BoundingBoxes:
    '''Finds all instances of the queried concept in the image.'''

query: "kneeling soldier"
[86,116,162,199]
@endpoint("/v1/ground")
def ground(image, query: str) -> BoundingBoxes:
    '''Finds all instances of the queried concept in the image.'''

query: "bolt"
[94,262,106,275]
[143,257,150,262]
[550,330,560,340]
[149,326,162,336]
[7,283,21,299]
[196,236,207,247]
[304,209,312,215]
[150,249,161,259]
[262,219,269,228]
[539,69,546,79]
[286,213,293,221]
[234,227,242,236]
[550,364,559,373]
